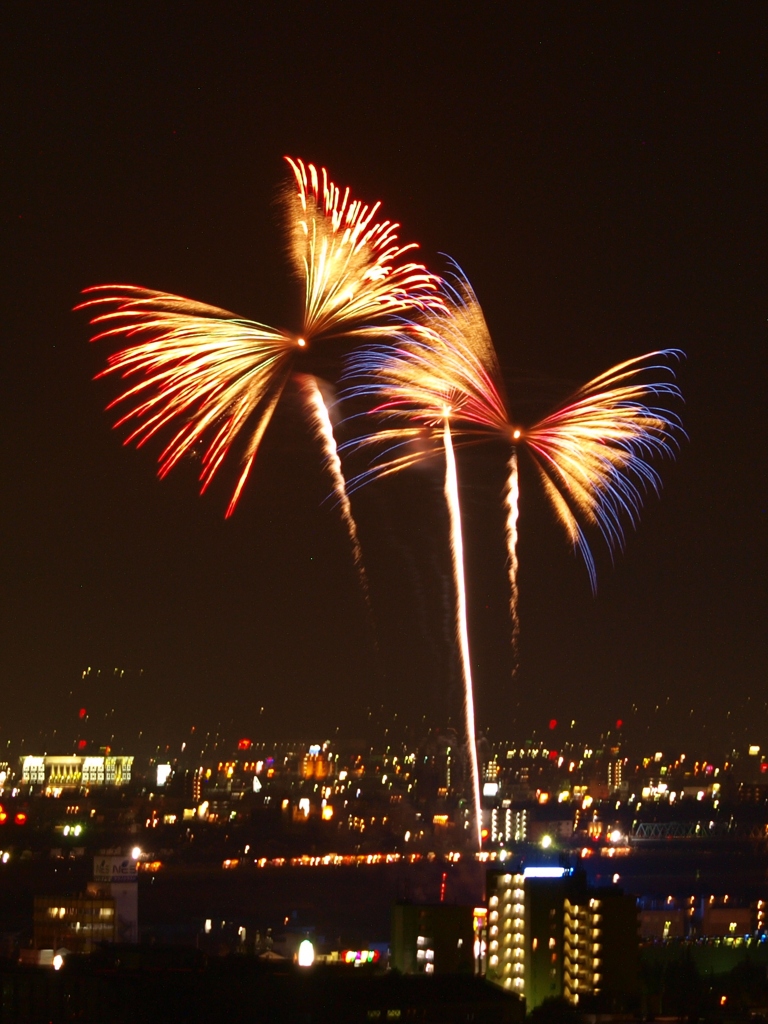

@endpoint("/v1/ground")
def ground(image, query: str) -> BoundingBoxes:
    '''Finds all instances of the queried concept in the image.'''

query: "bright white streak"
[442,417,482,850]
[504,449,520,672]
[304,377,368,591]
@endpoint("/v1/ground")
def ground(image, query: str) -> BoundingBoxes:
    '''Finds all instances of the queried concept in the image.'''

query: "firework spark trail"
[521,351,684,590]
[78,286,297,515]
[504,448,521,669]
[442,415,482,850]
[284,157,442,339]
[301,375,369,598]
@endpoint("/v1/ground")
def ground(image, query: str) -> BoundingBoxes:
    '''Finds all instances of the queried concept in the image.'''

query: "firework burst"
[79,158,440,523]
[345,267,683,847]
[346,266,684,593]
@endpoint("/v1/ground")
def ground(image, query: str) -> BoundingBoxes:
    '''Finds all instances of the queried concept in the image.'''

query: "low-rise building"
[33,895,116,954]
[20,755,134,792]
[391,903,475,975]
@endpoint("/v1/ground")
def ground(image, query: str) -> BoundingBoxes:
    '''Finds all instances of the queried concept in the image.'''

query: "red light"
[549,750,558,761]
[78,708,87,719]
[616,719,623,729]
[14,812,27,825]
[238,738,252,751]
[0,812,7,824]
[77,739,87,750]
[480,828,489,840]
[549,719,557,730]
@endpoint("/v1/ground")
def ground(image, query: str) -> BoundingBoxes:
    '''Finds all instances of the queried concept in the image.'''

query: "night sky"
[2,6,765,756]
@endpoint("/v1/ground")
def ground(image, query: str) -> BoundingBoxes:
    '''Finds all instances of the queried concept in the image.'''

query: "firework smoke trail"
[504,448,521,668]
[302,375,369,597]
[442,414,482,850]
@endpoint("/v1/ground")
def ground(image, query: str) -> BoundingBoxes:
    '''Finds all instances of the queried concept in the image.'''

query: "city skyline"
[2,8,765,748]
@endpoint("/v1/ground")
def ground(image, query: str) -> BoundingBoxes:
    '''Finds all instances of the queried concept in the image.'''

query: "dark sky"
[2,5,765,757]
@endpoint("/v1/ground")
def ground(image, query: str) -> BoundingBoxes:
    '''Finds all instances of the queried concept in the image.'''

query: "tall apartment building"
[485,866,638,1012]
[607,758,623,792]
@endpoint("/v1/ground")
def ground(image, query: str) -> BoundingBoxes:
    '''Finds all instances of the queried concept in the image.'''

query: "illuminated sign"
[523,866,571,879]
[93,855,138,884]
[342,949,380,965]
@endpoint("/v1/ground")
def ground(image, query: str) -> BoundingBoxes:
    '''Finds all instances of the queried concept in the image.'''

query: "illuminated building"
[391,903,475,975]
[20,755,134,792]
[192,766,203,803]
[485,867,638,1011]
[562,895,606,1004]
[607,757,623,792]
[701,903,753,937]
[490,806,528,844]
[301,744,334,781]
[33,895,116,954]
[639,907,687,940]
[484,870,528,1000]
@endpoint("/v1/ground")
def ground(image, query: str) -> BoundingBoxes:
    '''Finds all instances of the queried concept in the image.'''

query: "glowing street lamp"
[297,938,315,967]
